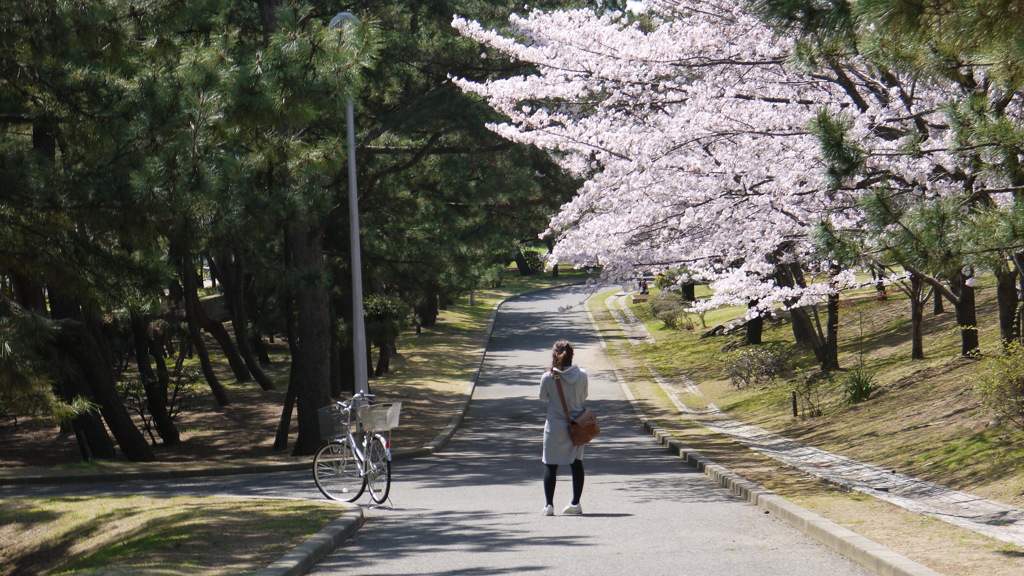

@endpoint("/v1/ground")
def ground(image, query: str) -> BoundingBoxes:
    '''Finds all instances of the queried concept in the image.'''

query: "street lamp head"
[329,11,360,30]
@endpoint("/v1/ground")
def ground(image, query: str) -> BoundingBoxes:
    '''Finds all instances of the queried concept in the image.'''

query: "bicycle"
[313,393,401,503]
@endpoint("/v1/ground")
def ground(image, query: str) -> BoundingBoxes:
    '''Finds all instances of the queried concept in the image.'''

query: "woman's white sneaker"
[562,503,582,515]
[542,505,554,516]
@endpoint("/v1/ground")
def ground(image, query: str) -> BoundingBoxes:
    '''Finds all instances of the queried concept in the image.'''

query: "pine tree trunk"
[45,286,118,460]
[184,261,251,383]
[57,373,117,461]
[681,282,696,301]
[416,295,439,327]
[997,267,1019,348]
[274,295,301,451]
[513,248,534,275]
[374,339,391,376]
[213,253,275,390]
[287,221,333,456]
[53,319,155,462]
[182,291,229,406]
[336,333,356,396]
[954,273,979,356]
[130,312,179,445]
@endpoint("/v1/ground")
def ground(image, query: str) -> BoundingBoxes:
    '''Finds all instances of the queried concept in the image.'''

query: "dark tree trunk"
[287,221,332,456]
[130,312,179,445]
[274,293,301,451]
[336,332,355,397]
[825,290,840,371]
[10,274,47,313]
[147,331,172,400]
[953,273,979,356]
[184,263,251,383]
[252,335,272,365]
[773,257,828,365]
[213,252,275,390]
[53,319,154,462]
[374,339,392,376]
[681,282,696,302]
[416,295,439,327]
[997,267,1019,348]
[57,372,117,461]
[791,306,828,366]
[46,286,118,458]
[513,248,535,275]
[274,380,298,452]
[909,273,926,360]
[745,301,763,345]
[329,335,342,398]
[180,262,229,406]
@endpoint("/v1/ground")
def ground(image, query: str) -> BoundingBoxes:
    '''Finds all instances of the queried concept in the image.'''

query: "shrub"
[724,343,790,389]
[522,250,545,274]
[649,291,695,330]
[977,342,1024,430]
[841,365,876,404]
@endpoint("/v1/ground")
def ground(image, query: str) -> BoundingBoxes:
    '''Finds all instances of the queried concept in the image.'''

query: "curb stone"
[605,333,943,576]
[256,508,365,576]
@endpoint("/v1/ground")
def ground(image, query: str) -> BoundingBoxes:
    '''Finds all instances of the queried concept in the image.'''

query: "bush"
[649,291,695,330]
[977,342,1024,430]
[724,343,790,389]
[841,365,876,404]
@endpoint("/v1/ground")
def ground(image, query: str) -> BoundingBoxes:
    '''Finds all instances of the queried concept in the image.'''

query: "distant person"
[639,280,649,294]
[538,339,588,515]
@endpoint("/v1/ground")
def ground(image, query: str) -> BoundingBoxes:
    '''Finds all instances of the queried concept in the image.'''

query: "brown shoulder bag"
[554,373,600,446]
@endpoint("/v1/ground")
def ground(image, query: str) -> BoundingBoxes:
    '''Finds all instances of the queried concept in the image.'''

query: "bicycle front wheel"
[365,433,392,504]
[313,440,365,502]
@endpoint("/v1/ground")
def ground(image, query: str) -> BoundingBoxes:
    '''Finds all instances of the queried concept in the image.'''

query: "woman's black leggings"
[544,459,584,506]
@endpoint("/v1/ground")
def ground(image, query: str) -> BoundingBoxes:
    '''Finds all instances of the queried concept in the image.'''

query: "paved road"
[306,286,872,576]
[2,286,876,575]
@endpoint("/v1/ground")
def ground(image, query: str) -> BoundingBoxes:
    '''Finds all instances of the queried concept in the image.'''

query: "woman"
[538,339,588,516]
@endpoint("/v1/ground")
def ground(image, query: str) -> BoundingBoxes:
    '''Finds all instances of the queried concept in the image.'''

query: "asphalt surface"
[2,285,941,575]
[302,286,875,576]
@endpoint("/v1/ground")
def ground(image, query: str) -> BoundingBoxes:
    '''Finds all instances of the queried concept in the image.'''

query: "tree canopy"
[1,0,582,460]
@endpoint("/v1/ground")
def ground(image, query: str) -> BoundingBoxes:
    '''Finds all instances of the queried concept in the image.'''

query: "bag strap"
[553,372,572,422]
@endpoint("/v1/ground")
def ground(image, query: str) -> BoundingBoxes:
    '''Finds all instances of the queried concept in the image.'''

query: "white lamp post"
[329,11,368,395]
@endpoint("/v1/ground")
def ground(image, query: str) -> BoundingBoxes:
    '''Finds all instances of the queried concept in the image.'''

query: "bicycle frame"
[313,392,394,503]
[336,393,391,478]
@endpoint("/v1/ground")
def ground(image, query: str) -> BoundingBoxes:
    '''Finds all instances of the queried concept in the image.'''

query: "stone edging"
[594,305,943,576]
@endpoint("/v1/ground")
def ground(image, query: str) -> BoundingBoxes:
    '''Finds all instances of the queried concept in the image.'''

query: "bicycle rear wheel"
[313,440,365,502]
[365,433,392,504]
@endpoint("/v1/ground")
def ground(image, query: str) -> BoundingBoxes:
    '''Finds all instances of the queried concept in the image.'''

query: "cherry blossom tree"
[452,0,1012,362]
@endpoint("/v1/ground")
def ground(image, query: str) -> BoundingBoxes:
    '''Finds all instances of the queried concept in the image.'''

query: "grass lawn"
[587,275,1024,576]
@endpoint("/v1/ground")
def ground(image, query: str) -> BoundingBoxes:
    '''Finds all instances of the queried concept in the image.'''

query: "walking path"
[605,291,1024,548]
[305,284,880,576]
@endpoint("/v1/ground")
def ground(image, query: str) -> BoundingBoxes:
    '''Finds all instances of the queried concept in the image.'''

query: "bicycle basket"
[317,404,347,440]
[356,402,402,431]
